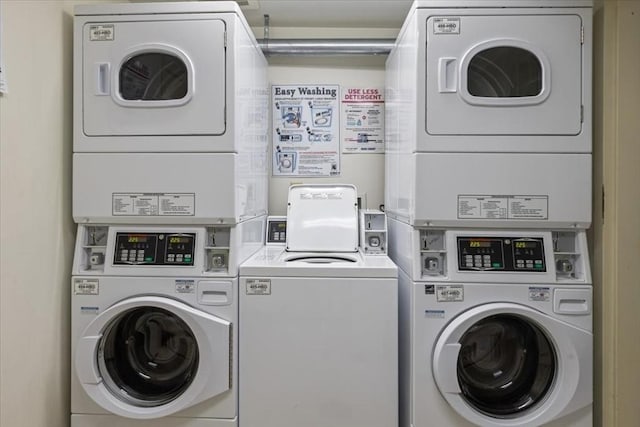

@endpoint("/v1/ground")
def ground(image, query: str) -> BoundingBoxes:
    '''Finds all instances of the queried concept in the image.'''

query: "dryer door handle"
[76,335,102,384]
[95,63,110,96]
[438,57,458,93]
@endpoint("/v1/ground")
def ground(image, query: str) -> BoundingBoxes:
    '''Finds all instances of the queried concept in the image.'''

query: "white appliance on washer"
[389,219,593,427]
[238,185,398,427]
[385,0,593,228]
[73,2,268,224]
[71,218,264,427]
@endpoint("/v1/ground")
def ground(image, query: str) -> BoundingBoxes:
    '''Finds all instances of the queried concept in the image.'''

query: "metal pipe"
[258,39,395,56]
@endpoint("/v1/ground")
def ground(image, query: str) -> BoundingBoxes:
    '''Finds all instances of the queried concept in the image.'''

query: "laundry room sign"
[341,87,385,153]
[272,84,340,177]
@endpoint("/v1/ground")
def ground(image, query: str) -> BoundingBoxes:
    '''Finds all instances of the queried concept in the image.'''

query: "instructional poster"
[272,84,340,177]
[341,87,384,153]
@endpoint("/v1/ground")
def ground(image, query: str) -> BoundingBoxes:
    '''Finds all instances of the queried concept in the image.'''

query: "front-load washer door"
[432,302,592,426]
[82,19,226,139]
[75,296,230,419]
[425,13,584,146]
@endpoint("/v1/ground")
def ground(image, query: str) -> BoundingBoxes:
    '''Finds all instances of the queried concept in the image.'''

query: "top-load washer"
[238,185,398,427]
[74,1,267,153]
[72,2,269,225]
[385,0,593,228]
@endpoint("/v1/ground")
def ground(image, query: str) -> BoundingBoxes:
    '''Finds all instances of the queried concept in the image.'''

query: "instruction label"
[341,87,385,153]
[272,84,340,177]
[436,285,464,302]
[74,279,99,295]
[112,193,195,216]
[458,195,548,220]
[246,279,271,295]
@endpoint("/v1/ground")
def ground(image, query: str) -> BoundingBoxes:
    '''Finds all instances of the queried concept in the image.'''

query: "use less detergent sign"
[341,87,385,153]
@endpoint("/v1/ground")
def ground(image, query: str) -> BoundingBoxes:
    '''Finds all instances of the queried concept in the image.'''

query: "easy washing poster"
[272,84,340,177]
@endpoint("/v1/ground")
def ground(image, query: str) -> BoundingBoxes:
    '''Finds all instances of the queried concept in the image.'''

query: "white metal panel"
[425,13,582,137]
[410,153,592,229]
[286,184,359,252]
[73,153,265,224]
[82,19,226,137]
[239,276,398,427]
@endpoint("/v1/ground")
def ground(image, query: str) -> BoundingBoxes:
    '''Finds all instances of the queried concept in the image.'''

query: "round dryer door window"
[456,314,556,417]
[98,306,199,407]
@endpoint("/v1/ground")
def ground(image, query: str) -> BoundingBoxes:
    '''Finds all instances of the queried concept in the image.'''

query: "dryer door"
[81,18,226,139]
[432,302,591,426]
[424,12,585,149]
[75,296,230,419]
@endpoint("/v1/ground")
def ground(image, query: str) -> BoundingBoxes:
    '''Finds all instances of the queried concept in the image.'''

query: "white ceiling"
[236,0,413,29]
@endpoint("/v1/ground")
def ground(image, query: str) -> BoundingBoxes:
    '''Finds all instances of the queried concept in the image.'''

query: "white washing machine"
[71,219,264,427]
[389,219,593,427]
[238,185,398,427]
[73,2,269,224]
[385,0,593,228]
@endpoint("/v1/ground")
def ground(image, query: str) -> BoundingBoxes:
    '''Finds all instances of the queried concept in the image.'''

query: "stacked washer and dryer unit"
[386,1,594,427]
[70,3,268,427]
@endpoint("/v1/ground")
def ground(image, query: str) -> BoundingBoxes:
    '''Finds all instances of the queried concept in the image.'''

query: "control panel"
[266,216,287,245]
[114,232,195,266]
[457,237,545,272]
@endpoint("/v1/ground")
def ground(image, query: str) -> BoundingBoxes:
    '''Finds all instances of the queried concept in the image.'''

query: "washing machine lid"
[75,296,231,419]
[432,302,592,426]
[286,184,359,252]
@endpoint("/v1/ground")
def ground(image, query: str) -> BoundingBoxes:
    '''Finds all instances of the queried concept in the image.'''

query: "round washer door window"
[456,314,556,418]
[98,306,199,407]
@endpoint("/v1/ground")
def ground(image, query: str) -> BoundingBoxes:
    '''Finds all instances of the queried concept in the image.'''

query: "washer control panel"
[457,237,545,272]
[266,216,287,245]
[114,232,195,266]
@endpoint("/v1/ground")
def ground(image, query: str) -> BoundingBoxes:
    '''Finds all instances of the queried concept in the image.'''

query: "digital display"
[514,241,538,249]
[169,236,191,244]
[128,236,148,243]
[469,240,492,248]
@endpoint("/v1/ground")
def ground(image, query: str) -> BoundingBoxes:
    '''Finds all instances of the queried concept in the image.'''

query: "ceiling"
[231,0,413,29]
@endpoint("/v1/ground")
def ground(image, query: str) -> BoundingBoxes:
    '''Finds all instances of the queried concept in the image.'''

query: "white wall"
[0,2,104,426]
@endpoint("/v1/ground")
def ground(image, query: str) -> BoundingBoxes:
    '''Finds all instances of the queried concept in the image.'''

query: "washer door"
[432,303,591,426]
[75,296,230,419]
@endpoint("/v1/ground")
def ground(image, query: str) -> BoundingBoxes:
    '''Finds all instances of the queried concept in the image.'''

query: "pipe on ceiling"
[258,39,395,56]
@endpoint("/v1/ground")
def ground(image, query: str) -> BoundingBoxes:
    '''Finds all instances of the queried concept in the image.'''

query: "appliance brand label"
[74,278,99,295]
[458,195,549,220]
[436,285,464,302]
[80,306,99,315]
[425,310,445,318]
[433,18,460,35]
[112,193,195,216]
[246,279,271,295]
[529,287,551,302]
[89,25,114,41]
[175,280,195,294]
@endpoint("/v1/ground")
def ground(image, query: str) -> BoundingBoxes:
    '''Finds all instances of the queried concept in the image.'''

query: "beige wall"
[595,1,640,426]
[0,1,98,426]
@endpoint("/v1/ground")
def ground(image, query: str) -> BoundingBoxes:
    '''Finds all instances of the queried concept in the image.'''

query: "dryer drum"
[456,314,556,418]
[98,307,200,407]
